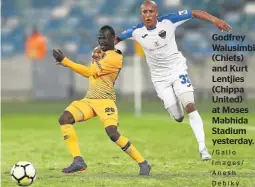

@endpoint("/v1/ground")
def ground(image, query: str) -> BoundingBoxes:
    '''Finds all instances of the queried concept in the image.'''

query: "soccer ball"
[11,161,36,186]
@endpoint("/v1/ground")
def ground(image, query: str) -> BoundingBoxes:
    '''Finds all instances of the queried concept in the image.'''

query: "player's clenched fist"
[52,49,65,65]
[91,46,103,62]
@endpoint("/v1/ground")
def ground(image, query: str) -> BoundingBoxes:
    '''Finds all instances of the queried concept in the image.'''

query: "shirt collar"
[146,21,158,31]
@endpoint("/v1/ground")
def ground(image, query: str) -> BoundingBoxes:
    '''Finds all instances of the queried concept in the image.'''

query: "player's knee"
[178,92,195,114]
[185,103,196,114]
[175,116,184,123]
[58,111,75,125]
[167,105,184,123]
[105,125,120,142]
[169,114,184,123]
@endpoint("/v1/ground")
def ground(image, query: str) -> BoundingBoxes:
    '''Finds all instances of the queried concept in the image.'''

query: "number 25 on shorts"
[179,74,191,87]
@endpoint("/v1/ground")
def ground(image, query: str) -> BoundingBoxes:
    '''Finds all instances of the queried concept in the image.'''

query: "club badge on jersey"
[158,30,166,39]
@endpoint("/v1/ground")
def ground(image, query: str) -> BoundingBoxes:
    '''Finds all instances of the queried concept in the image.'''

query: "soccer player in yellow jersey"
[52,25,151,175]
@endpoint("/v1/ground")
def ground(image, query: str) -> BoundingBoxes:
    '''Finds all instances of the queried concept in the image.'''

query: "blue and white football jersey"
[118,10,193,82]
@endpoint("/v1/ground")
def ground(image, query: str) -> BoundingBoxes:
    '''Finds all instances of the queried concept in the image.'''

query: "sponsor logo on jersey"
[142,34,148,38]
[178,10,188,15]
[154,41,160,47]
[105,107,115,113]
[149,44,168,52]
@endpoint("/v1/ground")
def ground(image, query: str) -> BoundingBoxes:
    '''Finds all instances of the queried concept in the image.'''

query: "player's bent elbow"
[80,68,97,78]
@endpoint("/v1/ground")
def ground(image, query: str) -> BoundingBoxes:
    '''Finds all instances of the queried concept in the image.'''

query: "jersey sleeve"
[159,10,192,28]
[117,23,144,41]
[91,53,122,76]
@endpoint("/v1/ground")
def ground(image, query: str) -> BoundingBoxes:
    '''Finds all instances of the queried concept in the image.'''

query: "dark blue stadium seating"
[2,0,21,18]
[183,32,213,54]
[1,0,252,58]
[222,0,245,11]
[43,18,66,33]
[31,0,61,9]
[182,0,207,10]
[100,0,121,15]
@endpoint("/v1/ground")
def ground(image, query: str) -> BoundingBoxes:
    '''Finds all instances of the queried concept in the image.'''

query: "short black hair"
[100,25,115,36]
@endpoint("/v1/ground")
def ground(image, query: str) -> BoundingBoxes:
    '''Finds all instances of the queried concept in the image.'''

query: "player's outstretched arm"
[52,49,96,78]
[192,10,232,32]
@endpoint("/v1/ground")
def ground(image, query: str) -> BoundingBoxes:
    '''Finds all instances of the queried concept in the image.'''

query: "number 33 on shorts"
[179,74,192,87]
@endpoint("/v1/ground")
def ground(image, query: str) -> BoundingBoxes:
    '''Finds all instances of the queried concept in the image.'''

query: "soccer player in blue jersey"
[94,0,232,160]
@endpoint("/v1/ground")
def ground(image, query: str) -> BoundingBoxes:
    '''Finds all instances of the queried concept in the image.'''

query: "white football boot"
[200,148,212,161]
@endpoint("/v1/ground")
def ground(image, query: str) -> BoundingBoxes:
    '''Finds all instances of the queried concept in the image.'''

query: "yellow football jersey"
[85,49,122,101]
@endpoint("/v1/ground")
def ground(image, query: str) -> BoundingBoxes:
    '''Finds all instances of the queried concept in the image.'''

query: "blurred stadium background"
[2,1,255,186]
[1,0,255,112]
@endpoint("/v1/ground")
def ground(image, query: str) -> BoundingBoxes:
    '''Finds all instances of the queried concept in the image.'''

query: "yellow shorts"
[65,98,118,127]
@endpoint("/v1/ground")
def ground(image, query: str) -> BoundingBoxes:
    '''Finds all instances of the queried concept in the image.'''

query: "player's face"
[140,3,158,29]
[98,30,115,51]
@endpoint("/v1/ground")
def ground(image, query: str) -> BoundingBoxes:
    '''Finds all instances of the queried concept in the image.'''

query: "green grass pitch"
[1,100,255,187]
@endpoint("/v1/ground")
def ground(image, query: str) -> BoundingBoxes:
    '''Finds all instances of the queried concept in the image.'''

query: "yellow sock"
[116,136,145,163]
[60,124,81,157]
